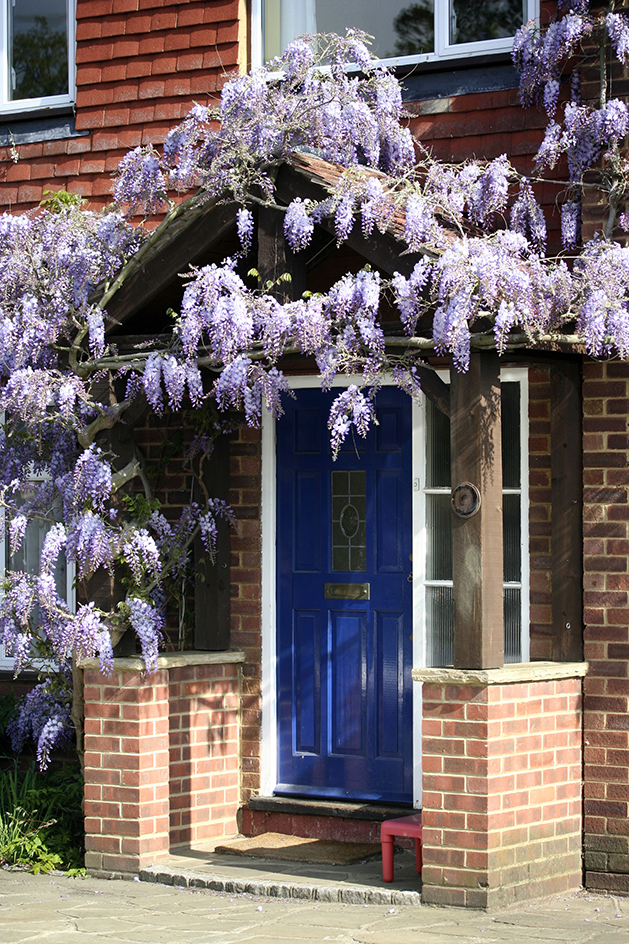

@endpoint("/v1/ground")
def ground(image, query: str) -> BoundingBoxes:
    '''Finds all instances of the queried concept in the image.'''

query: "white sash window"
[0,0,75,114]
[253,1,538,69]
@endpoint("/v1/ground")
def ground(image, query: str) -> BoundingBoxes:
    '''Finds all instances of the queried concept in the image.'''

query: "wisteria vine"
[3,10,629,764]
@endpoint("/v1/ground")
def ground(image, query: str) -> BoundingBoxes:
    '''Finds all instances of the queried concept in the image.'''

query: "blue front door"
[276,386,413,803]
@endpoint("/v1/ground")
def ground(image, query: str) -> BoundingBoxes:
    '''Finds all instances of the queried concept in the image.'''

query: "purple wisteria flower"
[392,258,433,335]
[404,194,438,250]
[561,198,581,250]
[607,13,629,67]
[113,146,167,216]
[513,13,591,113]
[237,207,254,253]
[510,181,547,252]
[87,307,105,359]
[66,511,114,579]
[126,596,164,675]
[8,514,28,554]
[284,199,314,251]
[334,193,355,244]
[7,671,73,769]
[328,385,375,457]
[122,528,162,584]
[72,445,112,513]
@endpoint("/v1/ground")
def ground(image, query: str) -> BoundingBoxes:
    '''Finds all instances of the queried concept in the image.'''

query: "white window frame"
[251,0,538,71]
[0,0,75,116]
[413,367,530,670]
[0,468,76,672]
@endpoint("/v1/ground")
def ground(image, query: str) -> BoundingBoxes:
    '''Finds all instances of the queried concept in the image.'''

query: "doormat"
[213,833,381,866]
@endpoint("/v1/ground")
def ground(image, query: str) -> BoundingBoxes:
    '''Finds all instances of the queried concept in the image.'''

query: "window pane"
[450,0,525,45]
[501,382,521,488]
[7,517,67,599]
[426,398,451,488]
[426,585,454,667]
[504,587,521,663]
[503,494,521,583]
[10,0,68,101]
[331,470,366,572]
[266,0,434,62]
[426,494,452,581]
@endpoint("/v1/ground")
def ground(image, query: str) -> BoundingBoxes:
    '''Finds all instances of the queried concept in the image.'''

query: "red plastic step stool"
[380,813,423,883]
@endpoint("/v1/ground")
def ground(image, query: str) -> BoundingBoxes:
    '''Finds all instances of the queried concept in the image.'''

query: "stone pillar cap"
[412,660,588,686]
[80,650,246,671]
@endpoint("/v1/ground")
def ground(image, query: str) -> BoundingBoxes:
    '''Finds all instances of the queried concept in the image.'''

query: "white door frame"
[260,376,424,808]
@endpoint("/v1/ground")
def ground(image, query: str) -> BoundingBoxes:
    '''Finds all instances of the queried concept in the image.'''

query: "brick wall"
[229,424,262,804]
[83,653,243,875]
[83,666,171,874]
[0,0,243,212]
[169,661,241,848]
[582,360,629,893]
[419,670,584,909]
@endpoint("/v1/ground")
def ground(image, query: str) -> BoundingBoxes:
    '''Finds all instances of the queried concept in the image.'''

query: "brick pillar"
[169,661,241,848]
[82,651,245,875]
[582,359,629,893]
[83,667,171,875]
[414,663,587,909]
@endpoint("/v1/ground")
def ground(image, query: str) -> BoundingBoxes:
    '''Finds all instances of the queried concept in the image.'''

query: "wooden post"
[257,205,306,302]
[450,351,504,669]
[194,434,231,650]
[551,359,583,662]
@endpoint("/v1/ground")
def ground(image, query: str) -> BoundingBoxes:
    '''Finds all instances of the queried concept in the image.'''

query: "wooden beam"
[194,434,231,651]
[451,352,504,669]
[104,202,239,331]
[275,165,417,278]
[414,366,450,417]
[551,359,583,662]
[257,204,306,301]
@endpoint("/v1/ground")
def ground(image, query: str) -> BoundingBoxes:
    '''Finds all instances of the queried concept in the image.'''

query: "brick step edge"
[139,865,422,906]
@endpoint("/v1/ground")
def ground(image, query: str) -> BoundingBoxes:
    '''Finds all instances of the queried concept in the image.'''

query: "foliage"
[0,762,84,873]
[0,8,627,762]
[7,669,73,770]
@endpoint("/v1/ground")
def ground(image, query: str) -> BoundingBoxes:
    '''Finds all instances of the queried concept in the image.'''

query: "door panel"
[277,386,412,802]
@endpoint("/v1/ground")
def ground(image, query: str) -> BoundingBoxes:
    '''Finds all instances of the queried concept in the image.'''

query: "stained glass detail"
[332,471,366,572]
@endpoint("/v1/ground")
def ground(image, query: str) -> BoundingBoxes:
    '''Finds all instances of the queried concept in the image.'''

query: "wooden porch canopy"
[96,151,583,669]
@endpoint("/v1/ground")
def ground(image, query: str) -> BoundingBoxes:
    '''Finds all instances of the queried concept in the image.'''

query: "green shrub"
[0,762,85,873]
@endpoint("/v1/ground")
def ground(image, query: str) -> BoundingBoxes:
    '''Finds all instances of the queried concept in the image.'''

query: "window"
[253,1,538,69]
[0,0,74,114]
[0,476,75,672]
[419,369,529,667]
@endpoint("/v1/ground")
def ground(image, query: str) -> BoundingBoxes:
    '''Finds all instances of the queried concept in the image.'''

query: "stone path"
[1,869,629,944]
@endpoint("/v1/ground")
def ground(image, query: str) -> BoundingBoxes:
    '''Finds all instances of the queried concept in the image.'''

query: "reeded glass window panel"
[264,0,434,63]
[10,0,69,101]
[503,494,521,583]
[426,399,451,488]
[331,470,366,572]
[450,0,525,45]
[426,586,454,667]
[504,588,521,663]
[426,494,452,581]
[501,382,521,489]
[7,515,67,631]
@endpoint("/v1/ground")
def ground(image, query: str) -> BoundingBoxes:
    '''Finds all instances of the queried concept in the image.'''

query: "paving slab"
[140,845,422,905]
[1,868,629,944]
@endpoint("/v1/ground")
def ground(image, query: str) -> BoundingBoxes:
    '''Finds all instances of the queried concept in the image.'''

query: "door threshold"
[248,795,416,822]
